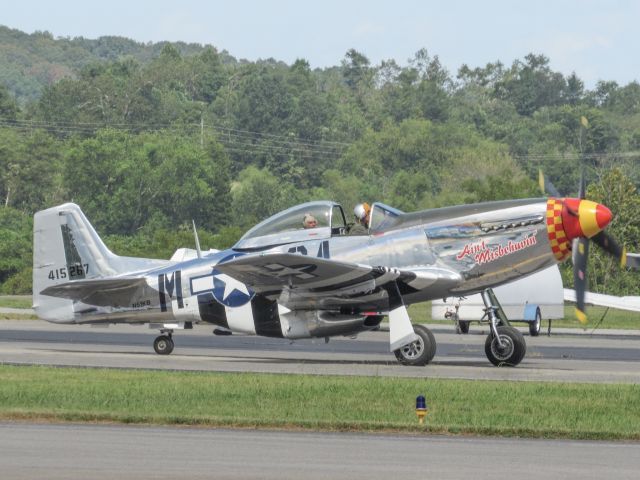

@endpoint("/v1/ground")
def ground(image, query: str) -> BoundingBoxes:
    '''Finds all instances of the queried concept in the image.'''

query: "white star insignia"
[215,273,250,300]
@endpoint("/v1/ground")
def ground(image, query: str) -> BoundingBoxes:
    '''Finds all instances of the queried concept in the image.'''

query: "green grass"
[0,365,638,440]
[550,306,640,330]
[0,296,32,309]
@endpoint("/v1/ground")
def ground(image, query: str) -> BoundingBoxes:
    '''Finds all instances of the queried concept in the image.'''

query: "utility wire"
[0,118,350,149]
[0,118,349,160]
[3,117,639,164]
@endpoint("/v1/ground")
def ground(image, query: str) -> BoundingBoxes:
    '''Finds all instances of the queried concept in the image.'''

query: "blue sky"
[2,0,639,88]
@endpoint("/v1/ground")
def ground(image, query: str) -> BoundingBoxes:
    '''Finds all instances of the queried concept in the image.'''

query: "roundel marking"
[211,253,255,307]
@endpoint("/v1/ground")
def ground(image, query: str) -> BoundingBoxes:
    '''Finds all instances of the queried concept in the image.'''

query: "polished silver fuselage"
[37,199,557,339]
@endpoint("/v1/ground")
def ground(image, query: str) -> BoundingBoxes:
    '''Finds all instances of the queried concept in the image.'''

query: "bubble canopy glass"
[233,201,347,250]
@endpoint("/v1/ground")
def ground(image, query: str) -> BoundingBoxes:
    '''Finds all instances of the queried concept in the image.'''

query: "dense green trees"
[63,129,231,234]
[0,27,639,295]
[584,169,640,295]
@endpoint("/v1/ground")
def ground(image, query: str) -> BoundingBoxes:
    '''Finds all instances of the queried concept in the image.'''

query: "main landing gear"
[153,332,174,355]
[388,280,437,367]
[481,289,526,366]
[394,324,436,366]
[150,322,192,355]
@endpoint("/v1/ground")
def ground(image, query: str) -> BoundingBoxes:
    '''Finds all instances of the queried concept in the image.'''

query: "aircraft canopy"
[233,201,347,250]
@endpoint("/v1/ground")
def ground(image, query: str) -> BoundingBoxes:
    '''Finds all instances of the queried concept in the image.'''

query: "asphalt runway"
[1,320,639,383]
[1,422,638,480]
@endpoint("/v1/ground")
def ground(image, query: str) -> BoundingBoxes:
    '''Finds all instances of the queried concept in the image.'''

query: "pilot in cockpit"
[349,202,370,235]
[302,213,318,229]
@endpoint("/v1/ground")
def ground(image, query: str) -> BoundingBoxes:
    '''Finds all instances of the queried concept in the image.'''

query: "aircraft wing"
[215,253,461,310]
[563,289,640,313]
[216,253,409,291]
[40,277,150,307]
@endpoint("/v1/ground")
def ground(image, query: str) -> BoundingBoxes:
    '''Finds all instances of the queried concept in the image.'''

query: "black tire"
[458,320,470,334]
[394,324,436,366]
[153,335,174,355]
[484,326,526,367]
[529,309,541,337]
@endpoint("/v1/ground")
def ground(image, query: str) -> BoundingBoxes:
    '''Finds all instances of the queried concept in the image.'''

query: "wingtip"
[575,308,588,325]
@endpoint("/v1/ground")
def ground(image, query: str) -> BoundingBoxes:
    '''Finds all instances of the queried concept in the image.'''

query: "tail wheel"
[394,324,436,366]
[154,335,174,355]
[484,326,526,367]
[529,309,541,337]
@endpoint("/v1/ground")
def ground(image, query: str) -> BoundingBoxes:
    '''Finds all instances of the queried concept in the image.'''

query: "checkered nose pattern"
[546,198,613,262]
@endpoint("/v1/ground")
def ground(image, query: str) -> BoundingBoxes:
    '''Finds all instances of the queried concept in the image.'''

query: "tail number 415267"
[48,264,90,281]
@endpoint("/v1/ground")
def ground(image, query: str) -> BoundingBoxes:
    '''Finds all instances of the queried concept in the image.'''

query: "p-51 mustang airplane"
[33,189,636,367]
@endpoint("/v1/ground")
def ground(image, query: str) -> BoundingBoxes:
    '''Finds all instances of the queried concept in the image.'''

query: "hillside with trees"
[1,27,639,295]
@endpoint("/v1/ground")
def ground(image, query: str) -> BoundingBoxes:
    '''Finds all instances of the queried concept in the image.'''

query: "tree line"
[0,27,639,295]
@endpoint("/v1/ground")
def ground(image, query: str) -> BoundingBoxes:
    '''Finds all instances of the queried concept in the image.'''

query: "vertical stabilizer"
[32,203,167,322]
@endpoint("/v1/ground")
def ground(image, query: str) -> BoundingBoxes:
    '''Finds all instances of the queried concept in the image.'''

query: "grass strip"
[0,297,32,309]
[0,365,638,440]
[0,314,37,320]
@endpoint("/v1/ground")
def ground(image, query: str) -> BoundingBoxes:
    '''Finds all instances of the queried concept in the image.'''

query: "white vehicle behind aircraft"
[33,192,636,367]
[433,265,565,336]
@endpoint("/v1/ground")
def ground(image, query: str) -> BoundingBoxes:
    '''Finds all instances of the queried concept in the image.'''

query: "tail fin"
[32,203,167,322]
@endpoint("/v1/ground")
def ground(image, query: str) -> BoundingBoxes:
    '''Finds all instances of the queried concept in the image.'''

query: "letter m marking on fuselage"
[158,271,184,312]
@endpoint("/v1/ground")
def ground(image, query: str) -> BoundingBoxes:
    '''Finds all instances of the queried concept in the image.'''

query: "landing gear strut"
[481,289,526,366]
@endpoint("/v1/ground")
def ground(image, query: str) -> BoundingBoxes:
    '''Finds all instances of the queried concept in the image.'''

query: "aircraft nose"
[560,198,613,240]
[594,203,613,230]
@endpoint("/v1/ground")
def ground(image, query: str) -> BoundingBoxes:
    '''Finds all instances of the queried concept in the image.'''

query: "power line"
[0,118,350,160]
[0,118,350,159]
[3,117,638,165]
[0,118,350,149]
[514,151,640,163]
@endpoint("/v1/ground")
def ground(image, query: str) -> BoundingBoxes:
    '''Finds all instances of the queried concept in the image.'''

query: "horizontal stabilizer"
[40,277,149,307]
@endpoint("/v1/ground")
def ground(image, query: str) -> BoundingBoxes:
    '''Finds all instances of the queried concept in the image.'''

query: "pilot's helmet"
[354,202,370,221]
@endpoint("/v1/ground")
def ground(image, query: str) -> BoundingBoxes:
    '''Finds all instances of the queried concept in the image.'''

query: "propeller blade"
[538,169,561,197]
[591,232,640,271]
[591,231,624,260]
[573,237,589,324]
[578,171,586,200]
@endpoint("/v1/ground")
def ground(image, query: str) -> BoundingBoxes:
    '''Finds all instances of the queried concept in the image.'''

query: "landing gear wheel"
[394,324,436,366]
[484,326,526,366]
[457,320,470,334]
[529,309,541,337]
[154,335,174,355]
